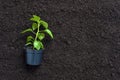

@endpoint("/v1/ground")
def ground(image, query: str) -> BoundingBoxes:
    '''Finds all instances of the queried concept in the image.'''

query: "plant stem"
[35,23,40,41]
[32,31,36,34]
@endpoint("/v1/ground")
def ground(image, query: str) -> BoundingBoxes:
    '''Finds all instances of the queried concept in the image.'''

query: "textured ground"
[0,0,120,80]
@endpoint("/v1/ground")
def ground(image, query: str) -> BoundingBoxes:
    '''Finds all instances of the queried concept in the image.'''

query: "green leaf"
[26,36,34,43]
[33,15,40,20]
[30,15,40,23]
[33,40,43,50]
[38,33,45,40]
[40,20,48,29]
[32,23,38,30]
[26,42,32,46]
[44,29,53,39]
[40,42,44,49]
[30,18,36,21]
[21,28,32,34]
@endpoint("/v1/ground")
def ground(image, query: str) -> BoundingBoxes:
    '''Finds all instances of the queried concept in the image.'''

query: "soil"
[0,0,120,80]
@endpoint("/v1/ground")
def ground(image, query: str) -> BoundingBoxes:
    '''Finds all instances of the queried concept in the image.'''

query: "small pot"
[25,47,43,66]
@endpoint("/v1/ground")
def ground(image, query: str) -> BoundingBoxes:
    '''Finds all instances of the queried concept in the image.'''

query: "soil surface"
[0,0,120,80]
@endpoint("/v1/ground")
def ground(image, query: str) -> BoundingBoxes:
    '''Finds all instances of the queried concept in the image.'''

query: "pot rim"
[24,45,44,51]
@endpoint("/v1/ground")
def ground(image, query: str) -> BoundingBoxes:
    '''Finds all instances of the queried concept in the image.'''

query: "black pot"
[25,47,43,66]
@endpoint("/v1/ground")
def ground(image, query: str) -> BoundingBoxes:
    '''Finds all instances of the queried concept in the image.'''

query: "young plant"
[21,15,53,50]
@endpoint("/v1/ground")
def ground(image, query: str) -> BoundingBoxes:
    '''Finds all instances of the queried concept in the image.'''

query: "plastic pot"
[25,47,43,66]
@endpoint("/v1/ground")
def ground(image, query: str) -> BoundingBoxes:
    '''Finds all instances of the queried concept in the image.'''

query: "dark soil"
[0,0,120,80]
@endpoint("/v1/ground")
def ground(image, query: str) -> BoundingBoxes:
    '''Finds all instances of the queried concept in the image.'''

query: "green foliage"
[21,28,33,34]
[38,33,45,40]
[26,42,32,46]
[32,23,38,30]
[40,20,48,29]
[21,15,54,50]
[30,15,40,23]
[43,29,53,39]
[26,36,34,43]
[33,40,43,50]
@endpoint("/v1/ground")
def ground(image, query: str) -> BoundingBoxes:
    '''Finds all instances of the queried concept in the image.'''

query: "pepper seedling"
[21,15,53,50]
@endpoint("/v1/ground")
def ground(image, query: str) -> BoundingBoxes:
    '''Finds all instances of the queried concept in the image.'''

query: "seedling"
[21,15,53,50]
